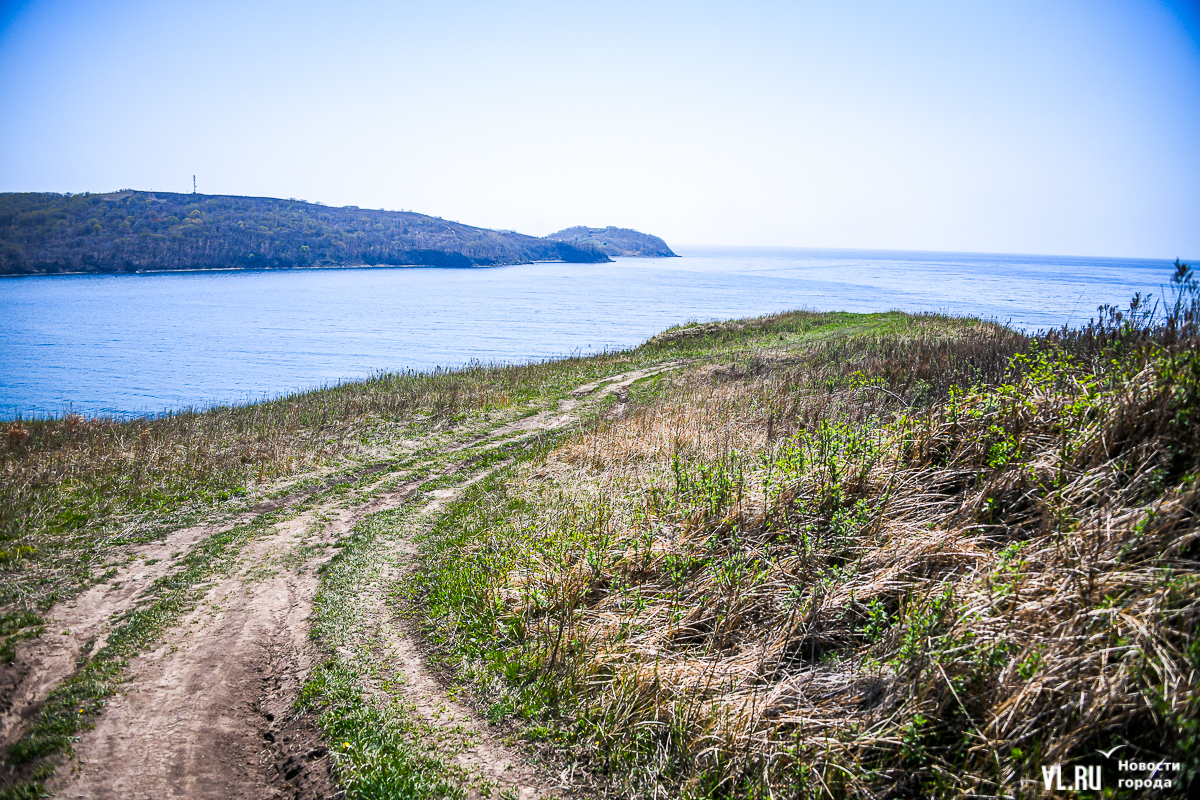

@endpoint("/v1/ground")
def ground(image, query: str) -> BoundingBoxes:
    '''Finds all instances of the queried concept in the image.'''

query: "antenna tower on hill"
[193,175,196,194]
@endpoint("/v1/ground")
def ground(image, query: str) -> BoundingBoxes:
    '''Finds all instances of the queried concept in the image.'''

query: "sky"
[1,0,1198,258]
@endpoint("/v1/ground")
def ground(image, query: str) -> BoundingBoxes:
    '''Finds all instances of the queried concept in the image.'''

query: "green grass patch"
[409,281,1200,799]
[298,659,468,800]
[304,501,472,799]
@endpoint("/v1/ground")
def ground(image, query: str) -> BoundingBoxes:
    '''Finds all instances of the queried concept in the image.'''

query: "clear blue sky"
[1,0,1198,258]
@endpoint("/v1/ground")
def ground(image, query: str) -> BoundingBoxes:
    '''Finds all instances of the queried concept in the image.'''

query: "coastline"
[2,299,1197,798]
[1,250,1182,420]
[0,257,634,279]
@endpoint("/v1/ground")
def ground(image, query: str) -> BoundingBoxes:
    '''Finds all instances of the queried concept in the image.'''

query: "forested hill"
[545,225,678,257]
[0,191,610,275]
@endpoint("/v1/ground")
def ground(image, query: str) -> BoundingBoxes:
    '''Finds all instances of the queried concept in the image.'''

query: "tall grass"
[0,305,882,644]
[1,302,846,664]
[416,270,1200,798]
[0,351,656,658]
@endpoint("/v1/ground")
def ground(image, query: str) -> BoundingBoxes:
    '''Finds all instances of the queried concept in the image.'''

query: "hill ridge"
[0,191,611,275]
[544,225,678,257]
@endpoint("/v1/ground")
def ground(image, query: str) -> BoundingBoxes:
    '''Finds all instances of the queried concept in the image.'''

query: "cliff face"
[0,192,610,275]
[544,226,678,258]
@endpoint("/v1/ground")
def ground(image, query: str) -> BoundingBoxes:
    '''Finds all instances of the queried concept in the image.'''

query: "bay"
[0,246,1180,418]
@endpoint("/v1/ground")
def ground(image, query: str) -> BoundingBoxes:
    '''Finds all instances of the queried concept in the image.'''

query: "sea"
[0,246,1183,419]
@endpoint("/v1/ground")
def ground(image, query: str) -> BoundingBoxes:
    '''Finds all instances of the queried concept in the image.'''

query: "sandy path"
[0,484,347,754]
[0,510,258,751]
[488,362,681,438]
[49,511,326,799]
[45,485,423,799]
[23,362,680,798]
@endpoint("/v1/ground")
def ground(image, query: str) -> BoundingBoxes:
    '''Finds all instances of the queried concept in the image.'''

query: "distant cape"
[0,191,611,276]
[544,226,678,258]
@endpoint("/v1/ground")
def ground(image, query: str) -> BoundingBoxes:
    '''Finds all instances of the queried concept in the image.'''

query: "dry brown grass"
[0,351,651,656]
[419,288,1200,798]
[0,306,873,666]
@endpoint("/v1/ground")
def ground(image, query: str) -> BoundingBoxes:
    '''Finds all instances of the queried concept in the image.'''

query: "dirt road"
[2,364,678,799]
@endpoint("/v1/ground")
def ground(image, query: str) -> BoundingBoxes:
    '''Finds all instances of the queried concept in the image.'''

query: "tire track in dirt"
[0,510,258,752]
[486,362,683,439]
[47,510,324,799]
[45,481,424,800]
[32,362,682,798]
[0,480,378,756]
[368,478,563,800]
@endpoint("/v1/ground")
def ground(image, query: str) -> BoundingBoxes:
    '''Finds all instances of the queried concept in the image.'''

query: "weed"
[411,270,1200,798]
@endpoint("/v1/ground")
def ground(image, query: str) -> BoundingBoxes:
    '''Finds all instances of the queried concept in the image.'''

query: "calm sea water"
[0,246,1180,418]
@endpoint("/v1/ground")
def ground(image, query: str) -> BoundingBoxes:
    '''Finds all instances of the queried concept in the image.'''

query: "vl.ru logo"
[1039,746,1182,794]
[1041,764,1101,792]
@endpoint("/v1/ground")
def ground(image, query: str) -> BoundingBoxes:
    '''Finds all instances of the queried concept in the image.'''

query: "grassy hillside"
[1,262,1197,798]
[414,263,1200,798]
[0,191,610,275]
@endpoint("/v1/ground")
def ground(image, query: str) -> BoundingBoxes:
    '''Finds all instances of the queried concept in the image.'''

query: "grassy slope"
[3,270,1199,799]
[0,353,663,662]
[412,279,1200,797]
[0,308,881,796]
[1,347,665,796]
